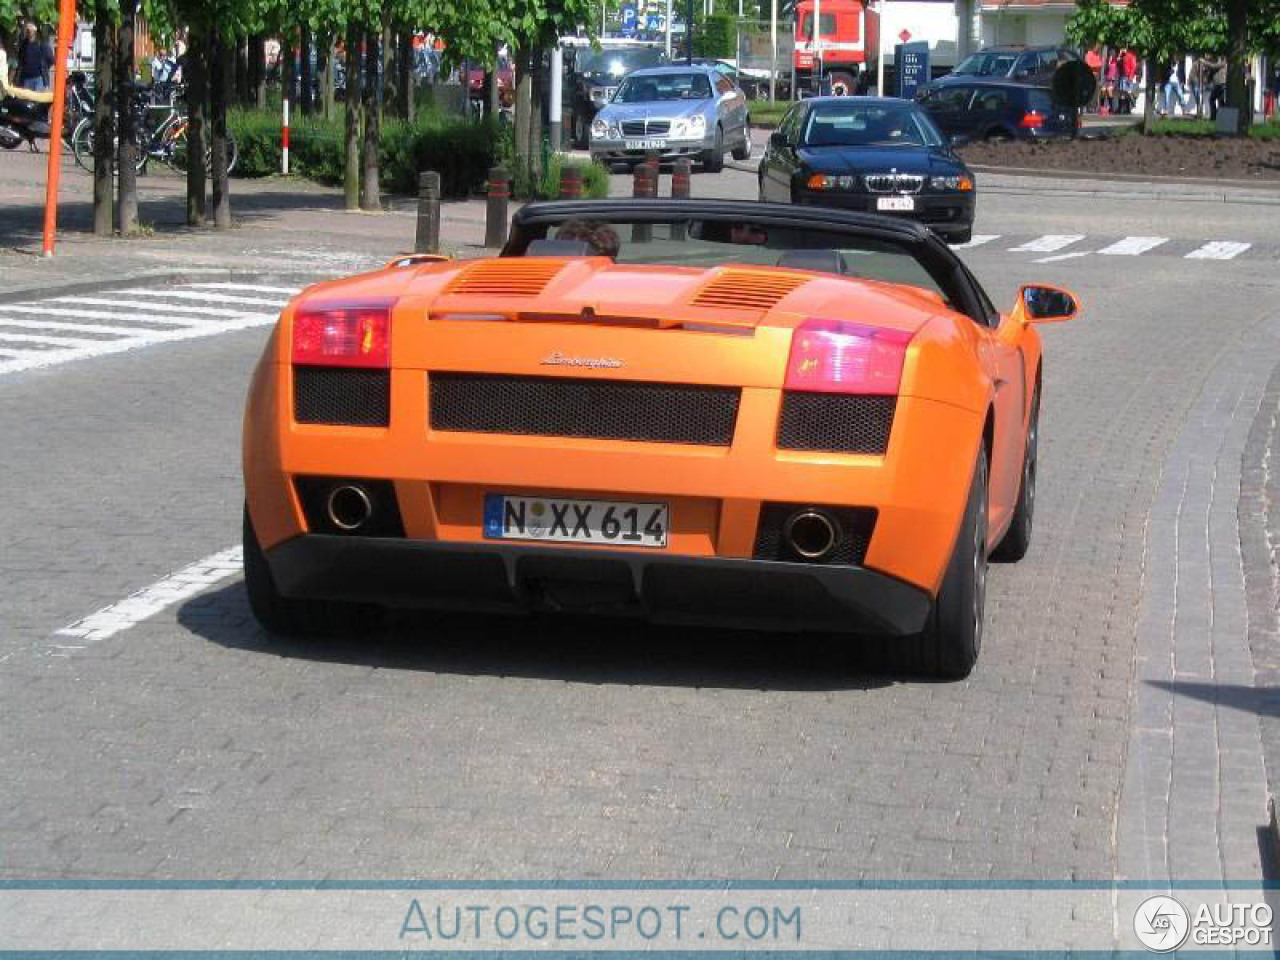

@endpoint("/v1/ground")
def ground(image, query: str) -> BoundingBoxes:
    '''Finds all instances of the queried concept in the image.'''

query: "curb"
[969,163,1280,200]
[0,267,334,303]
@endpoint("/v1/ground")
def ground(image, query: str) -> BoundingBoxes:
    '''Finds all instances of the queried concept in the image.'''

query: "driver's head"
[555,219,621,258]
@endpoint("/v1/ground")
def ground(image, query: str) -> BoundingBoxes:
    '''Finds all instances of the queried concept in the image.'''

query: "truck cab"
[793,0,879,96]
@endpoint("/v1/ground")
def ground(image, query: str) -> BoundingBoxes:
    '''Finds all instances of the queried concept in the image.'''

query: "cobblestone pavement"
[1,156,1279,920]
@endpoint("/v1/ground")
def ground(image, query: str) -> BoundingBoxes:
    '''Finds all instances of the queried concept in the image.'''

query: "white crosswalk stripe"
[952,234,1000,250]
[1185,241,1251,260]
[1009,234,1086,253]
[0,281,291,376]
[1098,236,1169,256]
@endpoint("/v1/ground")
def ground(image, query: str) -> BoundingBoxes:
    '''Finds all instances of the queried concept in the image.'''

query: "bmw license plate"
[624,138,667,150]
[484,494,668,548]
[876,196,915,212]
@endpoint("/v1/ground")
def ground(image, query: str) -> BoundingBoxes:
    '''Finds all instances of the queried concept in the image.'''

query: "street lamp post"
[686,0,693,63]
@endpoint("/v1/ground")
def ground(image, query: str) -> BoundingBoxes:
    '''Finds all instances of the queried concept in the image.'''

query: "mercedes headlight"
[591,118,610,139]
[590,87,607,103]
[929,175,975,192]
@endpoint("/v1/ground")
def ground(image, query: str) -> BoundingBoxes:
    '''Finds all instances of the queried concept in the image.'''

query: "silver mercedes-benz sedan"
[589,65,751,173]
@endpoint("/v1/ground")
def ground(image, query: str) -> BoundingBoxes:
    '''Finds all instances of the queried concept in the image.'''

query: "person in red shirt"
[1085,49,1103,112]
[1119,48,1139,114]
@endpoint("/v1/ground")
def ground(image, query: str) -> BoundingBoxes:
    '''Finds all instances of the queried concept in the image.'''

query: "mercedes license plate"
[876,196,916,211]
[624,138,667,150]
[483,494,668,548]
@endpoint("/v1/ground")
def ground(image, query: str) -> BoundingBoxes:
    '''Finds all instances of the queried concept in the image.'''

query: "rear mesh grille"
[294,367,390,426]
[691,270,810,312]
[429,373,740,445]
[445,260,564,297]
[753,504,877,566]
[778,393,896,454]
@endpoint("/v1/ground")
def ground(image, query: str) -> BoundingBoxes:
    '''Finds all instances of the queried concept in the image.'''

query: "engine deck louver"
[445,260,566,297]
[691,270,810,312]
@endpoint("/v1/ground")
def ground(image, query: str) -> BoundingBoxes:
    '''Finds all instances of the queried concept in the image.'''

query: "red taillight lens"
[292,305,391,368]
[784,318,913,394]
[1020,111,1044,129]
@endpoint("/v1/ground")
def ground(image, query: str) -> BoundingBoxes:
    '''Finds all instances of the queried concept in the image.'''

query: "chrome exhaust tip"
[326,484,374,532]
[784,509,840,561]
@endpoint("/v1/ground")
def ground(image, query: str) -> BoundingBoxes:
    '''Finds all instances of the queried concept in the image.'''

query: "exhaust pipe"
[326,484,374,532]
[784,509,840,561]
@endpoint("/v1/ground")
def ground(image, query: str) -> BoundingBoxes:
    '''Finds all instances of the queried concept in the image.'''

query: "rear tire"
[948,227,973,245]
[991,385,1039,563]
[702,124,724,173]
[891,446,988,679]
[242,505,377,637]
[828,71,857,96]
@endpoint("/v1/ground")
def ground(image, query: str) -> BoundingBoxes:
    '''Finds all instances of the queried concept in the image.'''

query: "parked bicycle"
[72,81,238,176]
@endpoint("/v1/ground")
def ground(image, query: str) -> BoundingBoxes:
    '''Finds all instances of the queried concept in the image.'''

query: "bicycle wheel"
[72,116,96,173]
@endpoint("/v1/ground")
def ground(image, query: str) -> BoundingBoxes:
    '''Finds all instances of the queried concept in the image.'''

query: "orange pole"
[41,0,78,257]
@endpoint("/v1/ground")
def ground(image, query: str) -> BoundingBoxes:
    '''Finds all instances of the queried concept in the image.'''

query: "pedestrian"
[16,21,54,91]
[1085,48,1102,112]
[1120,48,1139,114]
[1102,50,1118,114]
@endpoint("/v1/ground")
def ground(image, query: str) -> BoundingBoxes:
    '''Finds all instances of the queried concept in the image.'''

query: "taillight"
[784,318,913,394]
[292,304,392,368]
[1020,111,1044,129]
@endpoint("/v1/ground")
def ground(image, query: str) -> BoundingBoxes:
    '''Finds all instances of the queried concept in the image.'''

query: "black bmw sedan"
[758,97,976,245]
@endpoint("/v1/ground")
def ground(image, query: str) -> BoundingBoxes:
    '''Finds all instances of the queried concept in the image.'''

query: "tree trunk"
[397,30,413,122]
[513,49,532,185]
[185,26,207,226]
[1141,57,1156,135]
[249,33,266,108]
[210,31,232,230]
[236,35,250,106]
[92,8,115,236]
[116,0,138,235]
[316,39,332,119]
[487,65,499,120]
[281,28,296,113]
[361,26,381,211]
[343,25,362,210]
[299,24,313,115]
[527,48,544,179]
[379,23,392,126]
[1225,0,1249,132]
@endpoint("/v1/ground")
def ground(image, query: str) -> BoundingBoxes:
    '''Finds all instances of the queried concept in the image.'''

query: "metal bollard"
[559,165,583,200]
[484,167,510,249]
[631,162,653,243]
[415,171,442,254]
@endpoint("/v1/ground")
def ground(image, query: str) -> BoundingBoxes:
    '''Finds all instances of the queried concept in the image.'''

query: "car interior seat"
[776,250,848,275]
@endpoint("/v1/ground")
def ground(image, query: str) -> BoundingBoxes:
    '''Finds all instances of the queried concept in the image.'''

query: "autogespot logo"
[1134,895,1191,952]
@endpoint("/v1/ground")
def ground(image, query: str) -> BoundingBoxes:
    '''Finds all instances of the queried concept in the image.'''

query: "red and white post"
[281,96,290,175]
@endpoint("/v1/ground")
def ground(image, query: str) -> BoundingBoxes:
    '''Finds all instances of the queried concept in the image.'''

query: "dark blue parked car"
[917,81,1076,142]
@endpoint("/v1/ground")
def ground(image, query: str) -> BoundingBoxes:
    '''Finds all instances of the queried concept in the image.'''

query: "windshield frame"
[613,71,714,103]
[800,102,945,149]
[503,200,994,326]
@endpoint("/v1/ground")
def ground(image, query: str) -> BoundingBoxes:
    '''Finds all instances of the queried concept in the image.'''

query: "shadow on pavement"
[178,579,902,693]
[1147,680,1280,718]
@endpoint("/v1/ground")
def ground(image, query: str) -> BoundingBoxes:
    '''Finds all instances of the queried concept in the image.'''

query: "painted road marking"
[55,547,243,645]
[0,281,286,375]
[1010,234,1086,254]
[1098,236,1169,256]
[1033,251,1092,264]
[953,234,999,250]
[186,282,303,295]
[115,288,289,307]
[1185,241,1251,260]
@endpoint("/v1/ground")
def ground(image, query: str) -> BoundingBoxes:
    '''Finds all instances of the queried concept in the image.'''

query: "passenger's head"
[555,219,621,258]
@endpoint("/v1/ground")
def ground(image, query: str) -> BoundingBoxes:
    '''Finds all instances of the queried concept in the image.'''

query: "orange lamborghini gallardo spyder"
[242,200,1076,678]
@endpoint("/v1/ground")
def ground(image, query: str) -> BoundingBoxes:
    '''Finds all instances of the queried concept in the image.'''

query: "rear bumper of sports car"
[266,535,933,635]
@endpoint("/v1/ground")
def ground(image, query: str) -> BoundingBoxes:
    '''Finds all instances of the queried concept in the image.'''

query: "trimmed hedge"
[227,107,500,197]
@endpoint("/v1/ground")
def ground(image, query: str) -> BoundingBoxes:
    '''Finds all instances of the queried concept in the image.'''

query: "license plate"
[483,494,668,548]
[876,196,916,211]
[625,138,667,150]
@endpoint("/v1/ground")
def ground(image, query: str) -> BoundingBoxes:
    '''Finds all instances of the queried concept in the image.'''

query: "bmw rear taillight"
[292,304,391,368]
[784,318,913,394]
[1020,111,1044,129]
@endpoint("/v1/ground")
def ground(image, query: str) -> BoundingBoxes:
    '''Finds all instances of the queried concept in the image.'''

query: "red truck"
[793,0,879,96]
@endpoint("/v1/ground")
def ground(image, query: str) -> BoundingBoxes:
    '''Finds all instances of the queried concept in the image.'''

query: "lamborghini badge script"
[540,352,624,369]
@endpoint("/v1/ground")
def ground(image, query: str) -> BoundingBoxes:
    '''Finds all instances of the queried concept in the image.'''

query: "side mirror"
[1019,284,1078,323]
[769,131,789,149]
